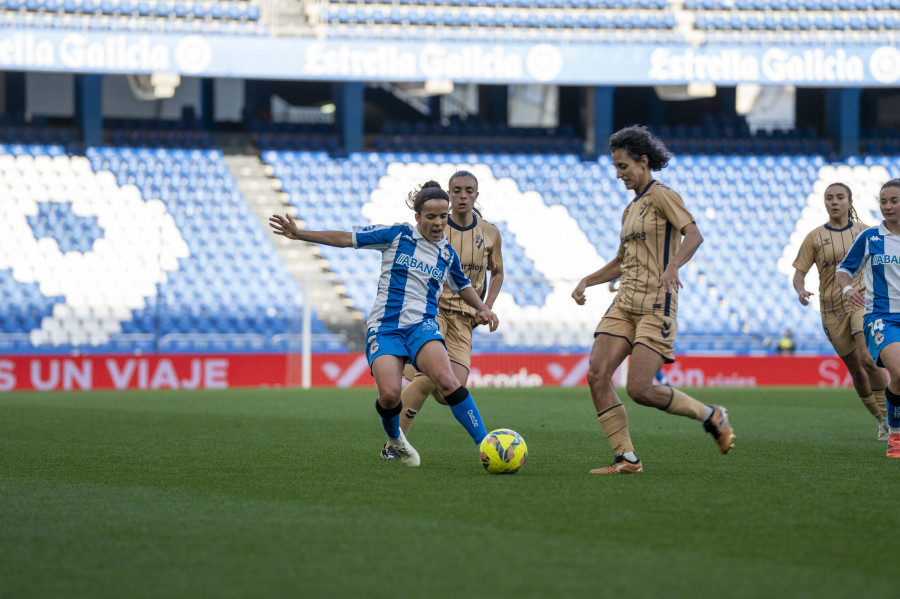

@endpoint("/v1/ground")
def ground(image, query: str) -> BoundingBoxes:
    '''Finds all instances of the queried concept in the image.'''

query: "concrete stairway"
[216,133,367,350]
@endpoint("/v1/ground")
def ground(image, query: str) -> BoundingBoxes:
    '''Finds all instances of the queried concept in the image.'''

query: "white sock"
[621,451,638,462]
[702,405,714,421]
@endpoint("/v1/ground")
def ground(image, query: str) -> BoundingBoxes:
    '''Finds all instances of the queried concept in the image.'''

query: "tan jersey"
[614,180,695,316]
[440,213,503,316]
[792,222,867,315]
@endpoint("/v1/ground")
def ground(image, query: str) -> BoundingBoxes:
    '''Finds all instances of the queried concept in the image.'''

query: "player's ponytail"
[406,180,449,214]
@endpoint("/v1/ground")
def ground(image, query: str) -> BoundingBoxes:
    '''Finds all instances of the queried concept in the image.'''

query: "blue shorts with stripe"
[863,313,900,367]
[365,319,445,371]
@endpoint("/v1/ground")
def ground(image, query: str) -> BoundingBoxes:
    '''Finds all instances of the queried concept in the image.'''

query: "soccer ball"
[479,429,527,474]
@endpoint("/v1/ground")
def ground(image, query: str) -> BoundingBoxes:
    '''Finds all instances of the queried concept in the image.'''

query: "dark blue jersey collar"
[632,180,655,202]
[448,213,478,232]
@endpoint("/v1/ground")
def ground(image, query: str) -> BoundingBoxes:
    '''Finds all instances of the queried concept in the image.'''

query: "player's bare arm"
[458,286,499,331]
[836,270,866,309]
[484,265,504,310]
[572,257,623,305]
[269,214,353,247]
[792,269,814,306]
[658,222,703,294]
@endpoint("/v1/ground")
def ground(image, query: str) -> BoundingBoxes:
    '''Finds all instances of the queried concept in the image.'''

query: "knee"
[848,364,868,382]
[860,354,880,374]
[626,379,654,405]
[586,362,614,389]
[379,388,402,407]
[431,373,460,396]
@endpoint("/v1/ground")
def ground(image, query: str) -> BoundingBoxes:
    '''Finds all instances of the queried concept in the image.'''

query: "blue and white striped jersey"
[837,223,900,315]
[352,223,471,331]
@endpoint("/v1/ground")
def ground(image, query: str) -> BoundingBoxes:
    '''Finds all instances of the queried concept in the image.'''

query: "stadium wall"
[0,353,858,391]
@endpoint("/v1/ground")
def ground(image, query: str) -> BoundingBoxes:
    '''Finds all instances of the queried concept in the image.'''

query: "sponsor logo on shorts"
[661,321,672,339]
[422,319,439,333]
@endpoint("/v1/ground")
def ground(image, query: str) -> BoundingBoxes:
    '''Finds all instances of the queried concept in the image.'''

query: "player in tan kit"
[381,170,505,459]
[571,125,735,474]
[792,182,889,440]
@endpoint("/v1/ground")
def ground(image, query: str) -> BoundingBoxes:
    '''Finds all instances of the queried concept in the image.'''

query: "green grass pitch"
[1,386,897,598]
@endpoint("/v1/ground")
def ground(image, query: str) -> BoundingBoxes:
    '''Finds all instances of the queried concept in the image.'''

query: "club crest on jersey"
[441,246,451,261]
[638,200,650,216]
[475,235,484,249]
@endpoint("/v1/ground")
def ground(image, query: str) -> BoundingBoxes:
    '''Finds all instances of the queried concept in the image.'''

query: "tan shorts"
[821,310,864,358]
[594,304,676,363]
[438,310,475,370]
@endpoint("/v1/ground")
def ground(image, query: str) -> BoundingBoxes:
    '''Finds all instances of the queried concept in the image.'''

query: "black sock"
[443,386,469,406]
[375,399,402,419]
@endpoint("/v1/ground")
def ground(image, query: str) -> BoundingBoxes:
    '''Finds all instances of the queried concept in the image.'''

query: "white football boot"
[387,430,420,467]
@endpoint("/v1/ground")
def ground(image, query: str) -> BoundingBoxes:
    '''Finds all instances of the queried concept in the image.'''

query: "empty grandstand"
[2,0,900,386]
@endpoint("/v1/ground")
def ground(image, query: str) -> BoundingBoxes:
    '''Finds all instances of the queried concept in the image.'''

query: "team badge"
[369,338,379,353]
[638,200,649,216]
[475,234,484,249]
[875,332,885,345]
[441,247,451,261]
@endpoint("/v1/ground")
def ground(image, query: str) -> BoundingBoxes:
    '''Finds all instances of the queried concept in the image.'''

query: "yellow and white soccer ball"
[479,429,527,474]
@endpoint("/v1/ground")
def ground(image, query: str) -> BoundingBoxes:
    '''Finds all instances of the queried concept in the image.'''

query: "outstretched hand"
[269,214,302,240]
[798,290,814,306]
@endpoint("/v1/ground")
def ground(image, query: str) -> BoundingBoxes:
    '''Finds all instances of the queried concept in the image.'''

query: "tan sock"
[598,404,634,455]
[663,388,708,420]
[860,393,883,419]
[873,389,888,419]
[399,374,435,437]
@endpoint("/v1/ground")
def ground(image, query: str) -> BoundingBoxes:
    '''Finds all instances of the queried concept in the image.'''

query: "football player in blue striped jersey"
[838,178,900,458]
[270,181,498,467]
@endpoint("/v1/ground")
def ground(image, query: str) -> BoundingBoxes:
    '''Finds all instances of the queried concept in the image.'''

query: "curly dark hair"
[405,180,449,213]
[609,125,671,171]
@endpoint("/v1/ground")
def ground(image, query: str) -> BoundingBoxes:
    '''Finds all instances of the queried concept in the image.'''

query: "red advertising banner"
[0,352,859,391]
